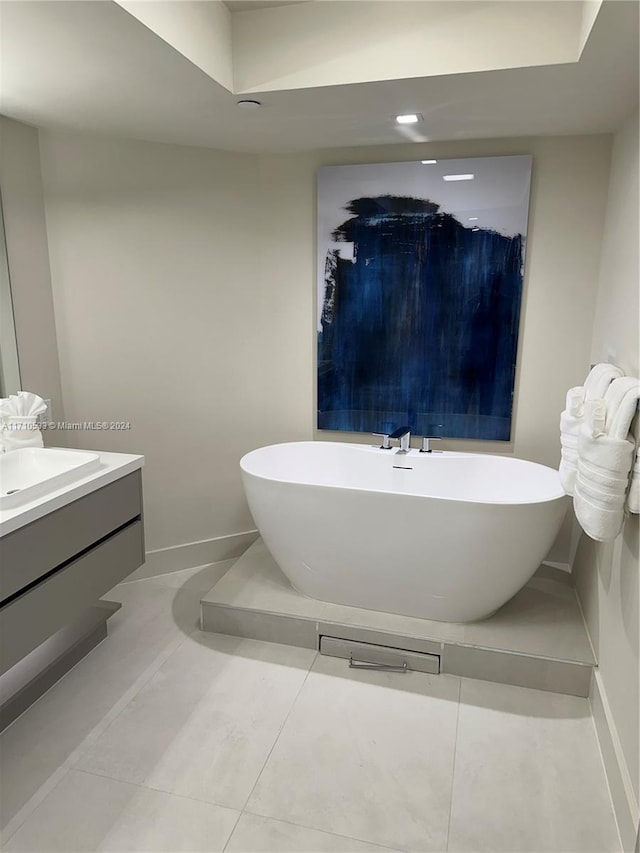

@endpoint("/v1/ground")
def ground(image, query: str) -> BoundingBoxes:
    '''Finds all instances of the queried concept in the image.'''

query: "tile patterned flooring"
[0,560,621,852]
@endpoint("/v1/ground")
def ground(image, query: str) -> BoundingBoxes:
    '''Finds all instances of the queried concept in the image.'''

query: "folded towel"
[0,392,47,453]
[574,424,636,541]
[567,386,585,417]
[606,380,640,515]
[559,389,584,494]
[0,391,47,419]
[584,399,607,437]
[628,447,640,514]
[1,417,44,452]
[608,381,640,439]
[559,433,579,494]
[559,364,623,495]
[584,362,624,399]
[576,464,629,506]
[574,486,629,542]
[600,376,638,434]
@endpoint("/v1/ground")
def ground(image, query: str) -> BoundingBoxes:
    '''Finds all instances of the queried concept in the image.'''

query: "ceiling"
[0,0,637,153]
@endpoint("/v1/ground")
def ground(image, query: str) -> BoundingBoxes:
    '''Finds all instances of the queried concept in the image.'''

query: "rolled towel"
[558,362,622,496]
[559,431,579,494]
[608,381,640,439]
[602,376,639,433]
[567,386,586,417]
[584,362,625,399]
[574,424,636,541]
[584,399,607,437]
[559,388,585,492]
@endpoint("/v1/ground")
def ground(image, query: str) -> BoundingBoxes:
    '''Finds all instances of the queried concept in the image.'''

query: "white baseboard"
[590,670,639,852]
[126,530,259,583]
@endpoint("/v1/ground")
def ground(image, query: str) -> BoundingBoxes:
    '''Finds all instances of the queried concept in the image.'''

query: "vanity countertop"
[0,449,144,537]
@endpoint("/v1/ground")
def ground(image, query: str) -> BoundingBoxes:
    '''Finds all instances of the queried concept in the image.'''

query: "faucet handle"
[420,436,442,453]
[373,433,392,450]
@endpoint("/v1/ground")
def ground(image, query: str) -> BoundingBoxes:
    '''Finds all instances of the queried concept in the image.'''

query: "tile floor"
[0,560,621,853]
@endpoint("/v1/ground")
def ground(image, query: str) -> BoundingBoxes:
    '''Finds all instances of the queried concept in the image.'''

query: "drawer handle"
[348,655,408,673]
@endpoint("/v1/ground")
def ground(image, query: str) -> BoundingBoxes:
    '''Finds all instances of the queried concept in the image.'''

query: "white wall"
[572,109,639,846]
[590,113,640,377]
[39,131,310,552]
[39,130,611,557]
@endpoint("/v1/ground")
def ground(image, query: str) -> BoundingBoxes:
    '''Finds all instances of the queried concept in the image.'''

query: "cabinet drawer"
[0,471,142,603]
[0,519,144,674]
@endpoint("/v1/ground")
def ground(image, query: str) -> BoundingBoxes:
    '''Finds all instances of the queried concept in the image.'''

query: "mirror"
[0,190,21,397]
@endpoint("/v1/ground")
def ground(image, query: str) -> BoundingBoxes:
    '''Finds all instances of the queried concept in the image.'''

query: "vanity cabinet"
[0,463,144,726]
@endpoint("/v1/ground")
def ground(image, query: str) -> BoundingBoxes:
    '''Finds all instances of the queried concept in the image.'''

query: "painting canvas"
[317,155,532,441]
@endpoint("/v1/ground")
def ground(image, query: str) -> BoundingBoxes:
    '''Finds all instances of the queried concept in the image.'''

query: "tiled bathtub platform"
[201,539,596,697]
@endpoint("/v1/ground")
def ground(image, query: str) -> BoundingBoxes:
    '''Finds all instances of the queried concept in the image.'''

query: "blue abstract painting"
[317,156,532,440]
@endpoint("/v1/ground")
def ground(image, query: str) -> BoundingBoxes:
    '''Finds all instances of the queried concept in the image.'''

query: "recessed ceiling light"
[442,174,475,181]
[468,217,479,221]
[396,114,422,124]
[236,99,262,109]
[471,226,480,232]
[421,160,437,164]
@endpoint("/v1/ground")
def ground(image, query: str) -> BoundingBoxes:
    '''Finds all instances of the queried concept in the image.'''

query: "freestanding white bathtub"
[240,441,568,623]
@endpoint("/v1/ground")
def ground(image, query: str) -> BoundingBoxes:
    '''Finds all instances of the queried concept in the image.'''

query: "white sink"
[0,448,102,509]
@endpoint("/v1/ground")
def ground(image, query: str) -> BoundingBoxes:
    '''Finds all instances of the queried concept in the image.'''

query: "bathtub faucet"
[389,426,411,452]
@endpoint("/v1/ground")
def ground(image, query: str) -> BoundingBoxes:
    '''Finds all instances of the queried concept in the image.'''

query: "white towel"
[574,427,635,541]
[1,418,45,452]
[608,380,640,515]
[628,447,640,514]
[0,391,48,419]
[584,399,607,437]
[573,377,640,540]
[584,362,625,399]
[559,388,584,493]
[0,391,47,453]
[603,376,639,434]
[559,363,623,495]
